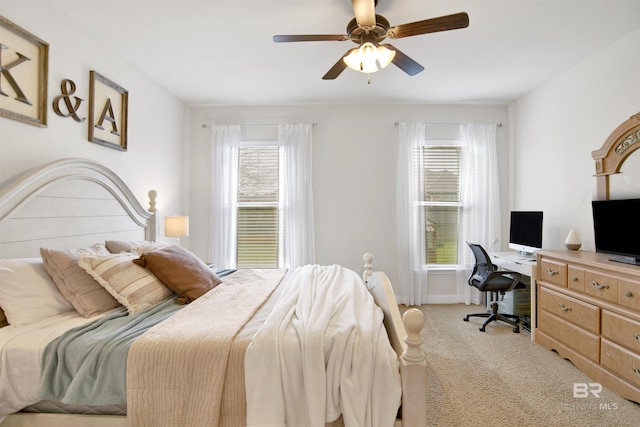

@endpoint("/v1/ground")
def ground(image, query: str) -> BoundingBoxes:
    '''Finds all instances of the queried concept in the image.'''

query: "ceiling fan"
[273,0,469,80]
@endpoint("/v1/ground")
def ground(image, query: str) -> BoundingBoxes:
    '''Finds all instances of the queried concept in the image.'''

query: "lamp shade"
[165,216,189,237]
[343,42,396,74]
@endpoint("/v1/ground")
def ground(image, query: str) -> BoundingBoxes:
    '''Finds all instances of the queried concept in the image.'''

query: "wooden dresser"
[535,249,640,403]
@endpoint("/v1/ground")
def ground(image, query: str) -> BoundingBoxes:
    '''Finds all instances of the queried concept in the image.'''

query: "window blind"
[237,146,279,268]
[415,145,461,265]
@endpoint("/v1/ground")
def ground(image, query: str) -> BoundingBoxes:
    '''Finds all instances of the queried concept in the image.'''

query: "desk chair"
[463,242,525,333]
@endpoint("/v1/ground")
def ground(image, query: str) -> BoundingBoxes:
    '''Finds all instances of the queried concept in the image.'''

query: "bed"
[0,158,427,427]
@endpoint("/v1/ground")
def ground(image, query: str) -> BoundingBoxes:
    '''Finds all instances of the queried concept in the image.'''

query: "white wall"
[189,104,509,294]
[0,2,188,237]
[511,29,640,252]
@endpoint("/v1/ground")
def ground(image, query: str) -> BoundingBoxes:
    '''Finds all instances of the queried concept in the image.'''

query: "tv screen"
[509,211,543,255]
[592,198,640,265]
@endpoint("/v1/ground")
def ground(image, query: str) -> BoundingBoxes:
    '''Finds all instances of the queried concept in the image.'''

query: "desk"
[490,252,537,340]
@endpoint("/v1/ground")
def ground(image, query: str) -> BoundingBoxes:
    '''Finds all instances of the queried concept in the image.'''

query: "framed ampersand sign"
[88,70,128,151]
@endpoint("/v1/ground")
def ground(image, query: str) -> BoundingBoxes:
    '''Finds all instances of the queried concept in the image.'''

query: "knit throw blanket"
[126,268,286,427]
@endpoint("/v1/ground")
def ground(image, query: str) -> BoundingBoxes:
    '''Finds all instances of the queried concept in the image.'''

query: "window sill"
[425,265,459,272]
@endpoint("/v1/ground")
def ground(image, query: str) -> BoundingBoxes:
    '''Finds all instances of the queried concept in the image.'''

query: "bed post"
[362,252,374,282]
[400,308,427,427]
[147,190,158,242]
[362,253,427,427]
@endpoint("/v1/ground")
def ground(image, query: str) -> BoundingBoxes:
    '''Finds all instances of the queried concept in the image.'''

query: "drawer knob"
[558,303,572,312]
[634,367,640,378]
[634,333,640,341]
[546,268,558,276]
[571,276,579,282]
[626,290,634,298]
[592,280,609,290]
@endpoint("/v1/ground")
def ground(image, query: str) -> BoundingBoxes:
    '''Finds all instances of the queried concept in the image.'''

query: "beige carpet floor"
[415,304,640,427]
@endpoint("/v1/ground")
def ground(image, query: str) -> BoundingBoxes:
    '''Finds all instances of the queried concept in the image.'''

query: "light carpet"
[415,304,640,427]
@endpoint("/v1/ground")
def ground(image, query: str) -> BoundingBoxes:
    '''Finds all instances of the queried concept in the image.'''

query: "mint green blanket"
[39,297,182,405]
[39,269,237,405]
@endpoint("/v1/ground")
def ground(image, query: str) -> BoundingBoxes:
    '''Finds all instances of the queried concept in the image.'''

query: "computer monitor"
[508,211,543,255]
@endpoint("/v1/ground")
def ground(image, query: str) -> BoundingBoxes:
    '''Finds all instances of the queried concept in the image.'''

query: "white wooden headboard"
[0,158,157,258]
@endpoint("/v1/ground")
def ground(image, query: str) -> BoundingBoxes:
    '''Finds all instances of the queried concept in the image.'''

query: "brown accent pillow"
[40,245,120,317]
[134,245,221,304]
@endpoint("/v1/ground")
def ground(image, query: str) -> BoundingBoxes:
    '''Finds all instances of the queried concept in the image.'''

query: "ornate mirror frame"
[591,112,640,200]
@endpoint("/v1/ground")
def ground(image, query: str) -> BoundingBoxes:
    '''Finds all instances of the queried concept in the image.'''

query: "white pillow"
[0,258,75,326]
[79,253,173,315]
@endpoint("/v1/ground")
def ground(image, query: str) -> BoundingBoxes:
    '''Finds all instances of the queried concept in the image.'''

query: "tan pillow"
[79,253,173,315]
[134,245,221,304]
[40,245,120,317]
[105,240,167,255]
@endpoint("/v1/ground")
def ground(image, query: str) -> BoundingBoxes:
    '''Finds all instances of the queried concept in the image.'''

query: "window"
[236,145,281,268]
[211,123,314,270]
[414,138,462,266]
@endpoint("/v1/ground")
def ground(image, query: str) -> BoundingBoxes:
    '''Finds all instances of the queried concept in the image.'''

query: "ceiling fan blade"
[388,12,469,39]
[352,0,376,27]
[273,34,349,43]
[322,52,351,80]
[385,44,424,76]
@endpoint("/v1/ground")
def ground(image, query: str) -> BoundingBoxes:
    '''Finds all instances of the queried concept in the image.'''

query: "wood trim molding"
[591,112,640,200]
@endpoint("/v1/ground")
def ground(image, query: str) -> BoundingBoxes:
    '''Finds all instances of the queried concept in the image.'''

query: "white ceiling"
[45,0,640,106]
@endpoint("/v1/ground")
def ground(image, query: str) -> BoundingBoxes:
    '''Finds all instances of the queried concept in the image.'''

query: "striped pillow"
[79,253,173,315]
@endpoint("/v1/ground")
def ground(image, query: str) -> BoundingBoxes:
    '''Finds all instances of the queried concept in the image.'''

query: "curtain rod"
[202,123,317,129]
[394,121,502,128]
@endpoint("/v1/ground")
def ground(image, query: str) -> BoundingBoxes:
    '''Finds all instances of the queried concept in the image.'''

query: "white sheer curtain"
[278,123,316,268]
[208,124,315,269]
[456,124,501,305]
[396,123,429,305]
[209,125,241,268]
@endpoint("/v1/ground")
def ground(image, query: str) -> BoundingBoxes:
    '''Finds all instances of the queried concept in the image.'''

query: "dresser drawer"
[540,259,567,287]
[618,279,640,311]
[567,265,585,292]
[602,310,640,354]
[538,310,600,362]
[538,286,600,334]
[601,339,640,389]
[584,270,618,303]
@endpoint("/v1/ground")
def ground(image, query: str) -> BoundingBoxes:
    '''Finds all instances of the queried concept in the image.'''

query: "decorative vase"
[564,229,581,250]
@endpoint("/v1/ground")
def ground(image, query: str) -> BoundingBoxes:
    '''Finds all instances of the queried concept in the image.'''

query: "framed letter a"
[88,70,128,151]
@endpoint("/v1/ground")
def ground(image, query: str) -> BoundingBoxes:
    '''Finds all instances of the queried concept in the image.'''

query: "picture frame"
[88,70,128,151]
[0,16,49,127]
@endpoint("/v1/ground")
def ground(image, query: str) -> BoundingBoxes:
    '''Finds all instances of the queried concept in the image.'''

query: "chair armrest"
[487,270,522,292]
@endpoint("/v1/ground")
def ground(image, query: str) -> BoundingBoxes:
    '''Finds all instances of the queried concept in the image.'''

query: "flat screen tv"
[509,211,543,255]
[592,198,640,266]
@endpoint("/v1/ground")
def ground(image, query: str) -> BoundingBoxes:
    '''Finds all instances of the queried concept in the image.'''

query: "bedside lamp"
[164,216,189,246]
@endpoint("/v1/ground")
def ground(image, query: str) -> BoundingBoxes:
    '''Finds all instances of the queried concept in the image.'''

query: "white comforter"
[0,309,115,423]
[245,264,402,427]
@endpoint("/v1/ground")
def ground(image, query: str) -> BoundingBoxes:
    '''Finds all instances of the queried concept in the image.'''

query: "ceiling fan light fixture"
[376,44,396,69]
[343,42,395,74]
